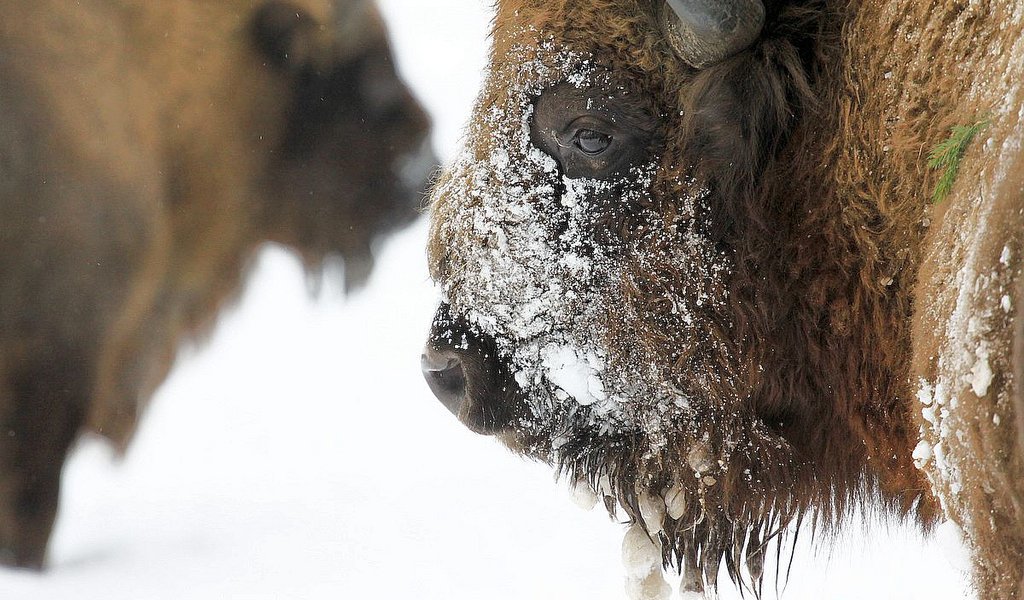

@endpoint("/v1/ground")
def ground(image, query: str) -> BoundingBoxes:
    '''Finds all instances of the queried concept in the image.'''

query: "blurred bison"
[0,0,433,568]
[423,0,1023,597]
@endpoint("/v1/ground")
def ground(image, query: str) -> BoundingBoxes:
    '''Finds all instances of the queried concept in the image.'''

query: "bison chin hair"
[501,404,890,596]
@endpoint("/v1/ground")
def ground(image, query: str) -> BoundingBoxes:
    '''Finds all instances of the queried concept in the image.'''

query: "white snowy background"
[0,1,973,598]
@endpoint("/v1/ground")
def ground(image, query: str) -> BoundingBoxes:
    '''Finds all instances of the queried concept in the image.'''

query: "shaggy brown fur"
[0,0,432,568]
[426,0,1024,596]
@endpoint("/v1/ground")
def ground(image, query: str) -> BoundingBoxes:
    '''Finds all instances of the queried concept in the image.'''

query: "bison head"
[253,0,434,290]
[423,0,928,592]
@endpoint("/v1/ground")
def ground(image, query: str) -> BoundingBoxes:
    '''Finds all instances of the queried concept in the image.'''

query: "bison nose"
[396,140,439,221]
[421,303,525,435]
[420,347,466,417]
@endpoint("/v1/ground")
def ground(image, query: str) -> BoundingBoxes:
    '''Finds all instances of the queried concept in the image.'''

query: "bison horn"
[660,0,765,68]
[333,0,381,58]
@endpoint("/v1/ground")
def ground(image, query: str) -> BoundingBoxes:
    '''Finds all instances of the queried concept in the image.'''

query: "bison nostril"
[421,348,466,417]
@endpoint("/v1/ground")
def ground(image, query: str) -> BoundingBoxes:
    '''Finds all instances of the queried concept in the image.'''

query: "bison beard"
[426,0,1024,597]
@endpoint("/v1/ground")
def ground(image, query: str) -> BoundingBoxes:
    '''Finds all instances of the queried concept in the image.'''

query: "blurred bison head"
[422,0,1024,594]
[254,0,433,288]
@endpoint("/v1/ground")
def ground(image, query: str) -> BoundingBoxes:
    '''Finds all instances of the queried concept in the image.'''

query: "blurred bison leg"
[0,352,90,568]
[0,73,162,566]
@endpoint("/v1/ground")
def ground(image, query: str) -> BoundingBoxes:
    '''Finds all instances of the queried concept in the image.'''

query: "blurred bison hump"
[0,0,433,568]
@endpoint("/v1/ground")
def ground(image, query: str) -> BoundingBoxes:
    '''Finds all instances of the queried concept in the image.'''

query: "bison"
[422,0,1024,597]
[0,0,433,569]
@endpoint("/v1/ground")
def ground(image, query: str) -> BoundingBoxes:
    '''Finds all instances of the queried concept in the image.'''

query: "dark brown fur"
[0,0,432,568]
[427,0,1024,596]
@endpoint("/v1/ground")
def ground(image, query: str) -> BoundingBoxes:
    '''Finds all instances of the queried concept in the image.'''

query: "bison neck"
[730,10,941,526]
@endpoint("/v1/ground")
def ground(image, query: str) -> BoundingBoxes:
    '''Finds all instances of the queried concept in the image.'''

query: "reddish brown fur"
[427,0,1024,595]
[0,0,431,568]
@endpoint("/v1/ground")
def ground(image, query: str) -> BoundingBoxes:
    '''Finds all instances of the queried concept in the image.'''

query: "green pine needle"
[927,117,989,204]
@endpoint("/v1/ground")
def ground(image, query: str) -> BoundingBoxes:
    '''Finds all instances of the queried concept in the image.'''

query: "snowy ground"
[1,1,972,598]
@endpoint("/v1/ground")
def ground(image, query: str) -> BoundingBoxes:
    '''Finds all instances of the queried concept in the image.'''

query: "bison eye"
[530,83,656,180]
[574,129,612,155]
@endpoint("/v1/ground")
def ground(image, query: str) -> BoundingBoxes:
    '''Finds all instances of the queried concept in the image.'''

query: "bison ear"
[660,0,765,68]
[251,1,329,72]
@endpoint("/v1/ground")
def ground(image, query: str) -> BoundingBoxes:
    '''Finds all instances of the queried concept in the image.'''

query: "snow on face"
[431,38,732,458]
[434,45,632,440]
